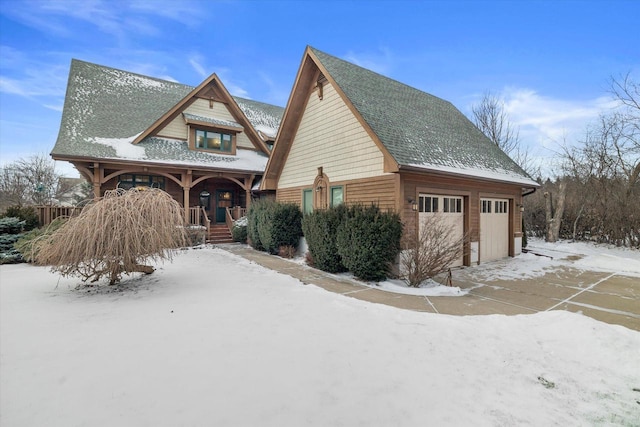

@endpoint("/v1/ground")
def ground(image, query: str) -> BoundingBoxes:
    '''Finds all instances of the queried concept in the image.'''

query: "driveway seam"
[545,272,617,311]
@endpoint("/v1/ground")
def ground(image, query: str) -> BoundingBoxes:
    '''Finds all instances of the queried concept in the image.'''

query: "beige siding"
[156,98,255,149]
[278,82,385,188]
[276,175,397,212]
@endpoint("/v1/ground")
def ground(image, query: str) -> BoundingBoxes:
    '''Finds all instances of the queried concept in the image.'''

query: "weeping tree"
[36,188,188,285]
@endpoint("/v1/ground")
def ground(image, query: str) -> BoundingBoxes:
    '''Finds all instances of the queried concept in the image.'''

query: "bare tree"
[36,188,188,285]
[472,92,539,177]
[557,73,640,247]
[401,214,467,287]
[0,154,68,211]
[544,180,566,243]
[472,92,520,155]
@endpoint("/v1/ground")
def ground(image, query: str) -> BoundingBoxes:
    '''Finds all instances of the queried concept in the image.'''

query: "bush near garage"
[301,204,348,273]
[335,204,402,282]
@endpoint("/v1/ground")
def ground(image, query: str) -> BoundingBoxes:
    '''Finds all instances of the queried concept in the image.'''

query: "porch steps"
[208,224,234,244]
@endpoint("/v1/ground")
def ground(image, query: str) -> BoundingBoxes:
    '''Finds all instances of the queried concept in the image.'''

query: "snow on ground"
[457,238,640,283]
[1,246,639,426]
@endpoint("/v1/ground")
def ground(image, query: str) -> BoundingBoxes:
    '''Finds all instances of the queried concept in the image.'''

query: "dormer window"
[195,129,232,152]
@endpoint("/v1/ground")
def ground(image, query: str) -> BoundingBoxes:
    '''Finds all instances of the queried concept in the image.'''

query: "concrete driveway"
[221,245,640,332]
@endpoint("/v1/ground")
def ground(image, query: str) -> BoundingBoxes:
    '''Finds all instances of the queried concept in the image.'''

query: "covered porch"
[67,159,258,235]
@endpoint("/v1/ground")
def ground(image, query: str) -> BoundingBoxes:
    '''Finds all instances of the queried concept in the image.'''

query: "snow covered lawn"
[1,246,639,426]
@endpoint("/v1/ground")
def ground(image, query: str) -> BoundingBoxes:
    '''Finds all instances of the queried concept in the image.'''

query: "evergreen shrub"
[232,224,248,243]
[248,200,303,253]
[1,206,39,230]
[247,200,267,250]
[301,204,348,273]
[0,217,25,234]
[335,204,402,282]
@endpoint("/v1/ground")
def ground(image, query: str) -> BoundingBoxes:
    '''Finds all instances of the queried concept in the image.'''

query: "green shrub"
[14,218,67,263]
[232,223,248,243]
[301,204,348,273]
[258,202,302,254]
[248,200,303,254]
[1,206,39,230]
[335,204,402,282]
[247,201,266,250]
[0,217,25,234]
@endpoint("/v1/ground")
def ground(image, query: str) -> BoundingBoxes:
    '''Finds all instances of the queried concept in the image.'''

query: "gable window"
[118,174,165,190]
[195,129,232,152]
[303,189,313,214]
[330,186,344,207]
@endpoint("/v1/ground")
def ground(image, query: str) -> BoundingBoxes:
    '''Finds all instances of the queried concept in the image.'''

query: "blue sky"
[1,0,638,177]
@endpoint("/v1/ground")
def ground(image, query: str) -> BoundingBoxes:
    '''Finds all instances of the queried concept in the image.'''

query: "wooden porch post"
[92,162,101,199]
[244,174,254,210]
[183,170,192,223]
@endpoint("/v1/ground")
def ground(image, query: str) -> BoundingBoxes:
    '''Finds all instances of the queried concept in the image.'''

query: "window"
[444,197,462,213]
[330,186,344,207]
[195,129,232,152]
[303,189,313,214]
[495,201,508,213]
[118,174,165,190]
[482,200,492,213]
[419,196,438,213]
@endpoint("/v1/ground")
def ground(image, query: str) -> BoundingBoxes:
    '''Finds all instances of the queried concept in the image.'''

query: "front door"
[216,190,233,223]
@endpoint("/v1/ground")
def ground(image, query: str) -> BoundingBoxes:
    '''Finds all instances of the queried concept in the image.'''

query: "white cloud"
[189,55,209,79]
[344,47,394,76]
[1,0,204,41]
[501,87,617,147]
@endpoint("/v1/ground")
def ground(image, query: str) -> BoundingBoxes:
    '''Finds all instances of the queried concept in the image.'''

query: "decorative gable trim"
[262,46,399,191]
[133,74,270,154]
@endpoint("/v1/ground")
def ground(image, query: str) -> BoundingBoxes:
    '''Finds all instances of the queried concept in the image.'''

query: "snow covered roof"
[309,47,538,187]
[52,59,283,172]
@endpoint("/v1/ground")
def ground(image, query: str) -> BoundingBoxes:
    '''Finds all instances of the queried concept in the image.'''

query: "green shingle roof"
[310,47,536,186]
[52,59,283,171]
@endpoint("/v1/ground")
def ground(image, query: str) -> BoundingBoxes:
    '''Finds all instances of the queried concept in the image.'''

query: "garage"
[418,194,464,267]
[480,198,509,262]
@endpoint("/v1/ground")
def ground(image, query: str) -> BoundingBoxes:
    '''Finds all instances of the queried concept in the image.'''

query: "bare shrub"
[278,245,296,259]
[401,214,467,287]
[36,188,187,285]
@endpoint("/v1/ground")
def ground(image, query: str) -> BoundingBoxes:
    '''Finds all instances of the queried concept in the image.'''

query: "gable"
[52,59,284,170]
[278,80,385,188]
[156,98,255,150]
[308,47,538,188]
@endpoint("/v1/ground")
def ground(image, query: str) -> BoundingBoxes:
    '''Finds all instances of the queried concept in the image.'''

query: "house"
[262,46,539,264]
[51,59,284,235]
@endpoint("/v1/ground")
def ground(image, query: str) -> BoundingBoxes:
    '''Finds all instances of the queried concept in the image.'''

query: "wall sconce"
[408,198,418,211]
[316,186,323,192]
[517,203,525,212]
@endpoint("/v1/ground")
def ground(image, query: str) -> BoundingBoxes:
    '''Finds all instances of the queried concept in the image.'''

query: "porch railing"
[225,207,247,231]
[36,205,83,226]
[189,206,211,235]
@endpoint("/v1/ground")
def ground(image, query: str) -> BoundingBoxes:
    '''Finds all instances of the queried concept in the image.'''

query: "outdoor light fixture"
[316,186,323,192]
[408,198,418,211]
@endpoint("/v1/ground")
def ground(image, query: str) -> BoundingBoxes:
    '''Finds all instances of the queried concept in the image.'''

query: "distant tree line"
[472,73,639,248]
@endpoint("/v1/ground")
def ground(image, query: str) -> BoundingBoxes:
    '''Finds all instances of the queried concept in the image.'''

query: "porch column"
[244,175,254,210]
[182,170,192,223]
[92,162,101,199]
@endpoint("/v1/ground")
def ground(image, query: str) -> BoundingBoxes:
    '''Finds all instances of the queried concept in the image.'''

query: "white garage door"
[418,194,464,267]
[480,198,509,262]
